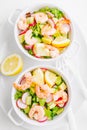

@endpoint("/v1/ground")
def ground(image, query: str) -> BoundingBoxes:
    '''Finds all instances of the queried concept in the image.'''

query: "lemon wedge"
[45,70,57,87]
[42,36,52,44]
[52,37,70,48]
[33,68,44,85]
[0,54,23,76]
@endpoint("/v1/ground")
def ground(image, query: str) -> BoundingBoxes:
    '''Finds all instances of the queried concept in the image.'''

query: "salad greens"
[45,107,64,119]
[14,90,23,100]
[31,23,42,37]
[50,8,64,19]
[39,6,64,19]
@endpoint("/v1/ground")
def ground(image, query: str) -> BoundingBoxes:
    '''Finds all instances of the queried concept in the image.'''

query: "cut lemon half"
[52,37,70,48]
[0,54,23,76]
[45,70,57,87]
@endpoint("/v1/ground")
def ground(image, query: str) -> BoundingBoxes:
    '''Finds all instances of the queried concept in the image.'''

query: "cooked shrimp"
[25,29,38,45]
[41,24,56,36]
[45,45,59,58]
[41,19,56,36]
[33,12,48,23]
[17,17,28,31]
[53,90,68,107]
[29,105,45,120]
[36,84,51,99]
[56,18,70,34]
[13,72,33,91]
[48,19,55,28]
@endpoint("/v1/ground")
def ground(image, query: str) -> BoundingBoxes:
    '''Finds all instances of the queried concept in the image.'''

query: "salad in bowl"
[16,6,72,60]
[12,66,70,125]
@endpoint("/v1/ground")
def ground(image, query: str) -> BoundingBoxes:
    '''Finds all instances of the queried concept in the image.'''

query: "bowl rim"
[14,3,74,62]
[12,65,71,126]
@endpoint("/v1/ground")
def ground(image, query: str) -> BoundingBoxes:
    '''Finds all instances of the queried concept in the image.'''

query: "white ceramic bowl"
[12,65,71,126]
[14,3,74,62]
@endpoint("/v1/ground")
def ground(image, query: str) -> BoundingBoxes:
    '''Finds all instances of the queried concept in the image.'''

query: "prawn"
[25,29,38,45]
[36,84,51,99]
[17,17,28,31]
[29,105,45,120]
[56,18,70,34]
[53,90,68,107]
[41,19,56,36]
[48,19,55,28]
[13,72,33,91]
[45,45,59,58]
[32,12,48,24]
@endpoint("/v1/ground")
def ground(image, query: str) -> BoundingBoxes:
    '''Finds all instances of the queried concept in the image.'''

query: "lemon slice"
[33,68,44,85]
[45,70,57,87]
[0,54,23,76]
[52,37,70,48]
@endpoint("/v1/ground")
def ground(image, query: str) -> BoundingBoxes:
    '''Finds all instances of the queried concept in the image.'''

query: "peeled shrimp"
[45,45,59,58]
[53,90,68,107]
[36,84,51,99]
[29,105,45,120]
[33,12,48,24]
[17,17,28,31]
[48,19,55,28]
[25,29,38,45]
[13,72,33,91]
[41,19,56,36]
[56,18,70,34]
[41,24,56,36]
